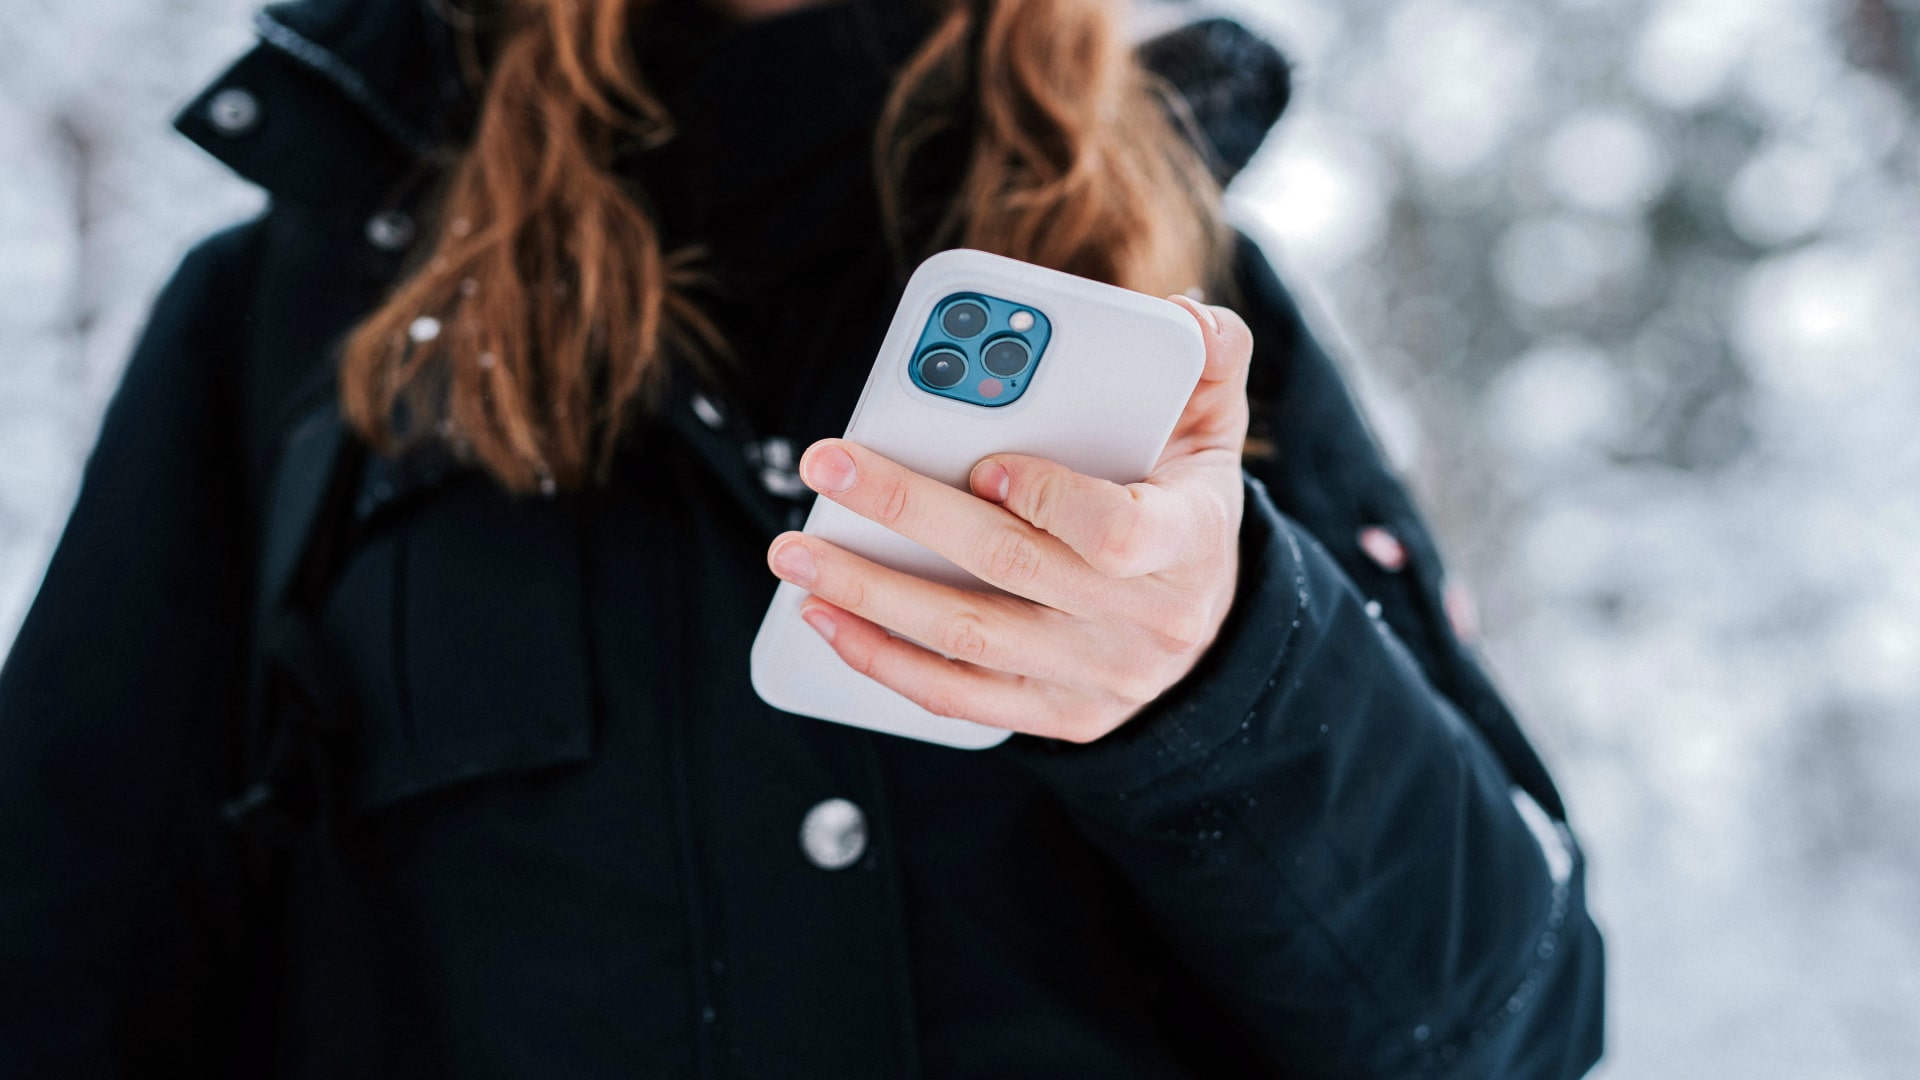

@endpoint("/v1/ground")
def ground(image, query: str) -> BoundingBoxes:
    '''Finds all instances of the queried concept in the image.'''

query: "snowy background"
[3,0,1917,1075]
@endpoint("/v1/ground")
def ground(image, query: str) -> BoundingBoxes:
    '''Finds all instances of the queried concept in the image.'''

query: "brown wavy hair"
[340,0,1226,494]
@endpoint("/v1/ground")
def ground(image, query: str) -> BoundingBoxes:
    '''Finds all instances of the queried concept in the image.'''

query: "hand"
[766,297,1254,743]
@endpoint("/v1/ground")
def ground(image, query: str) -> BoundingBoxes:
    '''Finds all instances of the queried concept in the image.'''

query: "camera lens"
[981,337,1031,378]
[941,300,989,339]
[919,347,967,389]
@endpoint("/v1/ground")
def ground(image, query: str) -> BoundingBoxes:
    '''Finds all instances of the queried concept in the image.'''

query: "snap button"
[1357,525,1407,572]
[753,437,809,499]
[689,391,726,430]
[206,87,260,136]
[365,210,415,252]
[761,467,810,500]
[758,436,794,471]
[799,798,867,871]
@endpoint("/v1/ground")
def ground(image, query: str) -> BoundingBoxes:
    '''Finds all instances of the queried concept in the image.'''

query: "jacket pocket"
[320,478,596,816]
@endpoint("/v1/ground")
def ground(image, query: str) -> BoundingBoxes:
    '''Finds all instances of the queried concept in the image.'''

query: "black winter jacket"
[0,1,1604,1077]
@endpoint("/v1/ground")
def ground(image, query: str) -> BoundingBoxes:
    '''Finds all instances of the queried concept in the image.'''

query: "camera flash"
[1009,310,1036,332]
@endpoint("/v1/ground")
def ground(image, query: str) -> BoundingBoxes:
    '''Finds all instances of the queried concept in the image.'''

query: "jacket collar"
[175,0,467,215]
[175,0,1290,217]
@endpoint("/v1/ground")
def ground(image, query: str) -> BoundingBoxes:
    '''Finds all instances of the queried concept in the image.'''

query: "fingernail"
[772,541,816,587]
[973,460,1010,503]
[1172,293,1221,335]
[1196,303,1222,335]
[803,444,857,494]
[800,604,837,642]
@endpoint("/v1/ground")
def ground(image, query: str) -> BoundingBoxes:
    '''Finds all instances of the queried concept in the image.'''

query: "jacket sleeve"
[0,222,264,1077]
[1004,238,1605,1077]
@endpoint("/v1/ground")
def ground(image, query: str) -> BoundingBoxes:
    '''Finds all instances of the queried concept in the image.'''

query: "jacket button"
[366,210,416,252]
[206,87,260,136]
[799,798,867,871]
[755,437,810,499]
[689,391,726,429]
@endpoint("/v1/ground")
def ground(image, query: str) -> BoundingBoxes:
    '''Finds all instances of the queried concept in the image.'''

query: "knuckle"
[873,474,910,526]
[833,568,868,613]
[1091,503,1150,576]
[938,611,993,663]
[847,639,884,679]
[981,529,1043,586]
[912,685,972,723]
[1023,467,1068,527]
[1150,606,1214,658]
[1107,663,1166,708]
[1056,702,1114,744]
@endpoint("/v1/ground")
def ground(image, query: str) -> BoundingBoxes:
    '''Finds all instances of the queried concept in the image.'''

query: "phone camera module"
[919,347,968,389]
[912,293,1047,407]
[981,337,1031,378]
[941,300,989,339]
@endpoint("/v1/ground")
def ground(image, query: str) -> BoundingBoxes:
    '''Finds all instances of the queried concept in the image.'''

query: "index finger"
[967,454,1190,579]
[796,438,1114,614]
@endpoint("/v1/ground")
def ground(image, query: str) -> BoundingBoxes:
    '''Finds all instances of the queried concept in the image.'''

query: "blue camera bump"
[909,293,1052,408]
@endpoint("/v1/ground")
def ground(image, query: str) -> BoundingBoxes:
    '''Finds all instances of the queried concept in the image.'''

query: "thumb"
[1163,295,1254,460]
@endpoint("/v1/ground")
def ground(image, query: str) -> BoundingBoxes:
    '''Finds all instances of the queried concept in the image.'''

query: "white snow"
[3,1,1918,1076]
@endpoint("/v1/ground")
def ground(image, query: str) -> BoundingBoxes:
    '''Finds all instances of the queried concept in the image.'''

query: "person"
[0,0,1604,1075]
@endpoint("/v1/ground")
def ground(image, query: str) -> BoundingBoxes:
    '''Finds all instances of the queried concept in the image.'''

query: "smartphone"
[749,248,1206,749]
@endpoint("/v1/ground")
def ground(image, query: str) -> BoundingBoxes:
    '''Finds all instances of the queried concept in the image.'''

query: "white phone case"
[749,248,1206,749]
